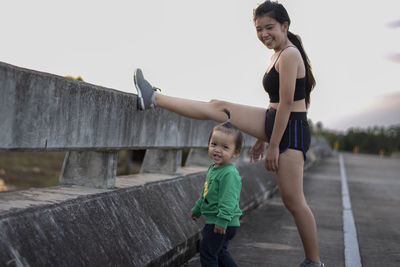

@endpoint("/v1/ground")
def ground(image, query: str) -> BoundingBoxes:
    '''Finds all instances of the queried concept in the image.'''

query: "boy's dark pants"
[200,224,239,267]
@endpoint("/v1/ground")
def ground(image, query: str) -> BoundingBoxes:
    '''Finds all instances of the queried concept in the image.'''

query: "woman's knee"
[281,194,308,213]
[209,99,228,110]
[207,99,230,121]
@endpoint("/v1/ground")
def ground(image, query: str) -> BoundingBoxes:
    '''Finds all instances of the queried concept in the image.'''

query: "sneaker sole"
[134,69,145,110]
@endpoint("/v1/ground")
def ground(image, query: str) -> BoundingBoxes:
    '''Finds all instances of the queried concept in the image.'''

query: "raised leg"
[155,94,268,141]
[275,149,321,264]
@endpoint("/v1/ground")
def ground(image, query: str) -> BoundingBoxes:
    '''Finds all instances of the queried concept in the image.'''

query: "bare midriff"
[268,99,307,112]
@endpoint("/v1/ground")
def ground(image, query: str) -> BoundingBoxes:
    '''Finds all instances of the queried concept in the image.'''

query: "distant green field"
[0,150,143,193]
[0,152,65,192]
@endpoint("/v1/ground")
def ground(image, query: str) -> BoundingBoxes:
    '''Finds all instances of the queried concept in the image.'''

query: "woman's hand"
[250,139,266,163]
[265,145,279,172]
[214,225,226,235]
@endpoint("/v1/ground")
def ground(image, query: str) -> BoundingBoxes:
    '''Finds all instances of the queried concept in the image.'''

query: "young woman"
[134,1,323,266]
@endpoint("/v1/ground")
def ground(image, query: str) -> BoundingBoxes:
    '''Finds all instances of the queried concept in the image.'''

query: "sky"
[1,0,399,131]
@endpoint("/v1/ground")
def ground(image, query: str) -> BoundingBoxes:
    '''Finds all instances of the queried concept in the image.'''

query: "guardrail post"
[185,148,210,167]
[59,151,117,188]
[141,149,182,175]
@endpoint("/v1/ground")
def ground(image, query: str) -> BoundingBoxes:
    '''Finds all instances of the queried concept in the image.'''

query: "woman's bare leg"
[155,94,268,141]
[276,149,321,264]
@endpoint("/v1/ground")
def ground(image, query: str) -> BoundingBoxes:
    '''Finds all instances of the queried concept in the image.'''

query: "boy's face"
[208,130,239,167]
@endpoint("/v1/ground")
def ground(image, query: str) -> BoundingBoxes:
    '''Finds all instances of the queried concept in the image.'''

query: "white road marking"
[339,153,362,267]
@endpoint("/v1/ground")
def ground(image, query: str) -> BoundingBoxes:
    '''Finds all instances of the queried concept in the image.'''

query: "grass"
[0,150,144,193]
[0,149,191,193]
[0,151,65,192]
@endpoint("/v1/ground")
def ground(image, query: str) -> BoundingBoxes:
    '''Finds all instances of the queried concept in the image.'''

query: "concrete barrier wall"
[0,139,332,267]
[0,160,275,267]
[0,61,256,188]
[0,61,255,151]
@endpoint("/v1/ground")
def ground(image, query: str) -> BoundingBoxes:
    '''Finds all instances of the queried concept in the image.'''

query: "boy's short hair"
[208,109,244,152]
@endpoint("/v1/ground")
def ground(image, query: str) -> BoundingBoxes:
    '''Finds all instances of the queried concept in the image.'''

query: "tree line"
[309,121,400,156]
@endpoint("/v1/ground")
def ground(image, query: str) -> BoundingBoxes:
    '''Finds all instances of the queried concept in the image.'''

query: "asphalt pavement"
[184,152,400,267]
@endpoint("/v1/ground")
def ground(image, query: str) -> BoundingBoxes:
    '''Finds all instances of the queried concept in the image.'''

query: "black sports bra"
[263,46,306,103]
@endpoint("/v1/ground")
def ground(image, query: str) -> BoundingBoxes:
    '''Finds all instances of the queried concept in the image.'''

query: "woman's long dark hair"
[253,1,316,107]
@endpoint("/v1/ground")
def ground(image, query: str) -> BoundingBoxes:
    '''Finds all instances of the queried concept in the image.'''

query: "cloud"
[384,20,400,63]
[329,92,400,130]
[386,53,400,63]
[386,19,400,28]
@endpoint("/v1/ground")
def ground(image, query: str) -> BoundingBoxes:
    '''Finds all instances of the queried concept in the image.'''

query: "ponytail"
[287,31,315,108]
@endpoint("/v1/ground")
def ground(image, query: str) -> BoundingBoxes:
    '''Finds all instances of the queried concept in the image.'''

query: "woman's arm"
[266,48,301,172]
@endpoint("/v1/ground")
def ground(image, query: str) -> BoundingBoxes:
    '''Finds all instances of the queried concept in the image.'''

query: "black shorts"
[264,108,311,159]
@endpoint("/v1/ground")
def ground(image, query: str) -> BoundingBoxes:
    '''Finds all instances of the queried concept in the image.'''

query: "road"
[185,152,400,266]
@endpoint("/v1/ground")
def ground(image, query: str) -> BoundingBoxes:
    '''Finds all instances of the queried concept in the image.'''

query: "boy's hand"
[189,212,199,221]
[214,225,226,235]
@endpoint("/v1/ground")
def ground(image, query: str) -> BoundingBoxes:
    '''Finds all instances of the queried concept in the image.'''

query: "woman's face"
[255,15,288,51]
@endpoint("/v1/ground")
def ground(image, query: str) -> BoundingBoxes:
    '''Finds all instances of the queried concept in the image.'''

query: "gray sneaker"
[134,68,158,110]
[300,259,325,267]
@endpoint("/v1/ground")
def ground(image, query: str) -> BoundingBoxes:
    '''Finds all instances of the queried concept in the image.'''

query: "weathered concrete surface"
[59,151,118,188]
[0,61,255,151]
[141,149,182,175]
[0,174,203,267]
[185,148,210,167]
[0,161,275,267]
